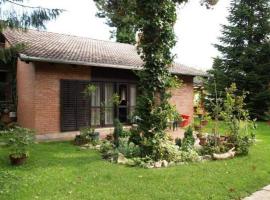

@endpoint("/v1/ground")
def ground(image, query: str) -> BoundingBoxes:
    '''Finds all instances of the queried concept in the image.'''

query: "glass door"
[90,83,101,126]
[104,83,114,126]
[118,84,128,123]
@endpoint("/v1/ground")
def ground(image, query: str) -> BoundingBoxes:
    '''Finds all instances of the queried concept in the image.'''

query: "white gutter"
[19,53,141,71]
[19,53,207,77]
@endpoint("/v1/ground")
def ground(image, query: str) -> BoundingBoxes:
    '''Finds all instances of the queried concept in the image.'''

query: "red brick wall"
[17,60,36,129]
[169,75,194,123]
[34,63,91,134]
[17,60,194,134]
[17,61,91,134]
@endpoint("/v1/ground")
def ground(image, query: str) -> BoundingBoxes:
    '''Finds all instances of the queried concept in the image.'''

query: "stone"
[202,155,212,160]
[263,185,270,191]
[243,190,270,200]
[154,161,162,168]
[117,153,128,164]
[161,160,168,167]
[94,145,101,150]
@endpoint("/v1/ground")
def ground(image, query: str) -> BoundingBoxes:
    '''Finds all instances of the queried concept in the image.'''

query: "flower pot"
[268,121,270,126]
[194,125,202,131]
[196,133,203,139]
[9,154,27,166]
[74,135,90,146]
[201,120,208,126]
[199,137,207,146]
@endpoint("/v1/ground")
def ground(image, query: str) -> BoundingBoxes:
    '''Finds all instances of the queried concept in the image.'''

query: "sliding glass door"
[104,83,114,126]
[61,80,137,131]
[90,83,101,126]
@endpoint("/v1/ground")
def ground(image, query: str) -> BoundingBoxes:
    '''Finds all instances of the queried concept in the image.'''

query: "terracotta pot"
[201,120,208,126]
[199,137,207,146]
[196,133,203,138]
[268,121,270,126]
[194,125,202,131]
[9,154,27,166]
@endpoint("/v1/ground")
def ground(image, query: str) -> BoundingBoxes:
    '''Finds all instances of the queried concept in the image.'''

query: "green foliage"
[74,127,99,146]
[181,126,195,151]
[221,83,255,138]
[179,149,200,162]
[1,122,270,200]
[0,126,34,158]
[116,138,141,158]
[203,84,256,156]
[150,136,182,162]
[100,140,116,160]
[199,136,229,155]
[113,119,123,147]
[0,0,63,31]
[93,0,137,44]
[207,0,270,120]
[94,0,219,160]
[93,0,218,44]
[83,84,96,97]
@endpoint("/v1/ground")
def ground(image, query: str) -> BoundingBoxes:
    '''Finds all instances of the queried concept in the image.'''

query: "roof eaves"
[19,53,141,71]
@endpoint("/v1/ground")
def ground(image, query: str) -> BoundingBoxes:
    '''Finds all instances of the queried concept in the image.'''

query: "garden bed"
[0,122,269,200]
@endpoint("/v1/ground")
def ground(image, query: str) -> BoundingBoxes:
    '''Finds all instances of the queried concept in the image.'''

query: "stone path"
[243,185,270,200]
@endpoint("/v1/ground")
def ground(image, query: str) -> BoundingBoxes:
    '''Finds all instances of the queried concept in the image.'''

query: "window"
[104,83,114,125]
[0,71,12,102]
[61,80,137,131]
[90,83,101,126]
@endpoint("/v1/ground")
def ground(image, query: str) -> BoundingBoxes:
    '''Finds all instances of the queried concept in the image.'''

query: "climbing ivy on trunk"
[133,0,219,157]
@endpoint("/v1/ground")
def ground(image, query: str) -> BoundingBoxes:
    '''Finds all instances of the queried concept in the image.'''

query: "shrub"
[181,126,195,151]
[128,127,142,146]
[113,119,123,147]
[100,140,116,160]
[0,126,35,158]
[117,138,140,158]
[228,135,255,156]
[74,127,99,146]
[151,136,182,162]
[180,149,200,162]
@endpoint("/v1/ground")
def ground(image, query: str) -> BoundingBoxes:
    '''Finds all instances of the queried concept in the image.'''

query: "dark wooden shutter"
[61,80,77,131]
[61,80,90,131]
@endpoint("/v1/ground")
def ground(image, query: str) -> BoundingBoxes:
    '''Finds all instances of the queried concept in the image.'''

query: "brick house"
[0,29,206,137]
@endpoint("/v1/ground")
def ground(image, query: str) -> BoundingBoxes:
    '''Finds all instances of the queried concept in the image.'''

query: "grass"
[0,122,270,200]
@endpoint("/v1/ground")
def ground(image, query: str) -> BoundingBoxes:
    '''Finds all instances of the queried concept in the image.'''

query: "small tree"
[221,83,256,155]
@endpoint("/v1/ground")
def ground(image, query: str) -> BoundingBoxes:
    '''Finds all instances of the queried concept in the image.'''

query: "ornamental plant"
[0,126,34,158]
[221,83,256,155]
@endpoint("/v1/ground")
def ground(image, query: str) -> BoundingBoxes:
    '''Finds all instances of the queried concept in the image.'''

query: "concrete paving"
[243,185,270,200]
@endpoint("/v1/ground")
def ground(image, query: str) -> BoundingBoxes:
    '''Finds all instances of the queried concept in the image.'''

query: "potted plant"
[199,136,207,146]
[201,112,210,126]
[74,127,100,146]
[0,126,34,166]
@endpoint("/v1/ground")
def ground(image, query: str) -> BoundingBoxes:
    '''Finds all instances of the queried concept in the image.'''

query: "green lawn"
[0,122,270,200]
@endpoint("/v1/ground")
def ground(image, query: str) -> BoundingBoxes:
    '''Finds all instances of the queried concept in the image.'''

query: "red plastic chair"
[180,114,190,127]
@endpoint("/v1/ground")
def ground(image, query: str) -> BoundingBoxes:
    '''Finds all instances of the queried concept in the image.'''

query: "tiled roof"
[3,29,206,76]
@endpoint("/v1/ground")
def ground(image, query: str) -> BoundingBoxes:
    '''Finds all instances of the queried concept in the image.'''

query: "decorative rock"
[94,145,101,150]
[168,161,175,167]
[145,163,154,169]
[117,153,129,164]
[202,155,212,161]
[154,161,162,168]
[161,160,168,167]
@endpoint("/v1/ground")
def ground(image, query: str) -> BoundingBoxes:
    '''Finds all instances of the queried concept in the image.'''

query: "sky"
[27,0,231,71]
